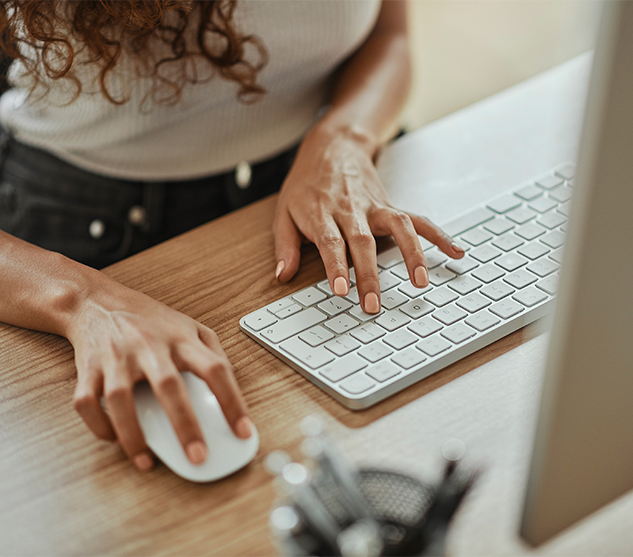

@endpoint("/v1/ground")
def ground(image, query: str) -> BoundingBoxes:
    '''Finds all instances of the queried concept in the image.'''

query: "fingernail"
[333,276,348,297]
[133,452,154,472]
[451,241,465,253]
[236,416,252,439]
[414,266,429,288]
[275,260,285,280]
[186,441,208,465]
[364,292,380,314]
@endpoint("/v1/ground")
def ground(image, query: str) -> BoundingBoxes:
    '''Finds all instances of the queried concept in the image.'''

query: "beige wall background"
[405,0,603,130]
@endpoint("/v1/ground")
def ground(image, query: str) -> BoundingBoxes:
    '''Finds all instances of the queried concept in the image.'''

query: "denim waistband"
[0,127,297,268]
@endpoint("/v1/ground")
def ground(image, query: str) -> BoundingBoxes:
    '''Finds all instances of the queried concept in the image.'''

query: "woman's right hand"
[66,276,252,472]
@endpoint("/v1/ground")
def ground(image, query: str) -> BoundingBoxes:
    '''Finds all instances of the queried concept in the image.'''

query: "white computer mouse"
[133,372,259,482]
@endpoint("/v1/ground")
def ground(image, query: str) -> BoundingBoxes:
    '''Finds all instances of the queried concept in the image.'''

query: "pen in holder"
[266,417,477,557]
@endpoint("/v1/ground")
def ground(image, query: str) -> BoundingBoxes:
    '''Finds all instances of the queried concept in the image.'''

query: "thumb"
[273,210,302,282]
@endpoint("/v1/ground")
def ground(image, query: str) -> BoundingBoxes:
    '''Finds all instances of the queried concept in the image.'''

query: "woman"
[0,0,463,472]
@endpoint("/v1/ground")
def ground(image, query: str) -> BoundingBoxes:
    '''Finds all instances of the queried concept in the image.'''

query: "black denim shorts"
[0,127,297,268]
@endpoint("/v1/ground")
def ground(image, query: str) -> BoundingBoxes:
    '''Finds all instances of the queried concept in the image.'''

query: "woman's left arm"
[273,0,464,314]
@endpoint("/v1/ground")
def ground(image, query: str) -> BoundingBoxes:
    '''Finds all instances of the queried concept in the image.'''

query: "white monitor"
[520,0,633,545]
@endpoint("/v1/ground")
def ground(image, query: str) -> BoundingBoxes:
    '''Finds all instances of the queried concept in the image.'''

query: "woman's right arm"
[0,231,252,471]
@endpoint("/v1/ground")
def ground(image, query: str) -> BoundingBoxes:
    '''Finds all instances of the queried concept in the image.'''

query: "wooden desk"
[2,53,632,556]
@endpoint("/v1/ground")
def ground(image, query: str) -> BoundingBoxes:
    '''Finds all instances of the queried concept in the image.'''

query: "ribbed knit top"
[0,0,381,180]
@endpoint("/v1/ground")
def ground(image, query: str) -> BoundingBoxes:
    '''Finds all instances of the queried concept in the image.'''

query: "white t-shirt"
[0,0,381,180]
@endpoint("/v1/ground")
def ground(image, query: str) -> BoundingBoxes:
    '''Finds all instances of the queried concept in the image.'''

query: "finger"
[273,210,302,283]
[194,326,252,439]
[409,213,465,259]
[103,361,153,472]
[73,369,116,442]
[314,217,350,297]
[373,209,429,288]
[137,348,207,465]
[341,218,381,313]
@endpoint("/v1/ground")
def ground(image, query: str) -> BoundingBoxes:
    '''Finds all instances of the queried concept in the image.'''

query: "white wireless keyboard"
[240,164,575,409]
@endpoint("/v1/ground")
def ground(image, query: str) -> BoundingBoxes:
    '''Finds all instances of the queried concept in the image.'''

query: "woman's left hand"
[273,124,465,314]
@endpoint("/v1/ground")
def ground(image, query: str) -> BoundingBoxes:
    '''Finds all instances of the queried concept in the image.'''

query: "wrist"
[309,114,380,159]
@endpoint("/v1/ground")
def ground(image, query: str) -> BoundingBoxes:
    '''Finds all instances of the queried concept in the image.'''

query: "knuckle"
[73,390,98,413]
[105,384,132,406]
[390,210,413,229]
[156,373,180,396]
[347,229,375,249]
[202,359,231,382]
[317,233,344,251]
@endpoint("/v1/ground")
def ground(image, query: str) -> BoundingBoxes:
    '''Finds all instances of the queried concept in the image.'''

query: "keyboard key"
[424,286,458,307]
[381,289,409,310]
[527,258,559,277]
[416,335,451,357]
[537,212,567,230]
[358,341,393,363]
[549,247,564,264]
[465,310,501,331]
[513,286,548,307]
[243,309,277,331]
[379,271,401,292]
[490,299,525,320]
[398,281,430,298]
[557,202,571,217]
[324,314,360,335]
[448,275,483,296]
[442,207,495,237]
[495,253,528,272]
[514,223,546,241]
[318,297,353,317]
[390,261,410,280]
[432,304,467,326]
[470,245,502,263]
[267,298,294,314]
[340,373,375,395]
[487,194,522,214]
[554,163,576,180]
[480,280,515,301]
[506,207,537,224]
[399,299,435,319]
[515,184,543,201]
[472,263,504,283]
[317,279,333,296]
[280,337,334,369]
[345,286,360,305]
[428,267,457,286]
[349,305,383,322]
[484,218,515,235]
[293,287,327,307]
[376,245,404,269]
[274,303,303,319]
[460,228,493,246]
[324,334,361,356]
[528,196,558,213]
[536,175,564,190]
[319,353,367,382]
[375,310,411,332]
[261,307,326,343]
[541,230,566,249]
[350,323,386,344]
[391,347,427,370]
[518,243,550,260]
[299,325,335,347]
[492,233,524,252]
[408,316,443,338]
[504,269,537,289]
[456,293,491,313]
[536,275,559,295]
[441,322,477,344]
[548,186,573,203]
[445,256,479,275]
[425,250,448,269]
[383,329,418,350]
[367,361,402,381]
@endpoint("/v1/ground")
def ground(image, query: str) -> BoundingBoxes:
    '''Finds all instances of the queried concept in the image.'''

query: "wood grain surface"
[0,192,535,556]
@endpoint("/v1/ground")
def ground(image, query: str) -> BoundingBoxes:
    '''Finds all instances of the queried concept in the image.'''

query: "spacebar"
[260,308,326,344]
[442,207,495,238]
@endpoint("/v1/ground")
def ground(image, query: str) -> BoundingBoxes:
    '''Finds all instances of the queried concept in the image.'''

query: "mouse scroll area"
[133,372,259,482]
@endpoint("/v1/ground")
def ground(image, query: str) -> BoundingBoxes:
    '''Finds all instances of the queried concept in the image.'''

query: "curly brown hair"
[0,0,267,106]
